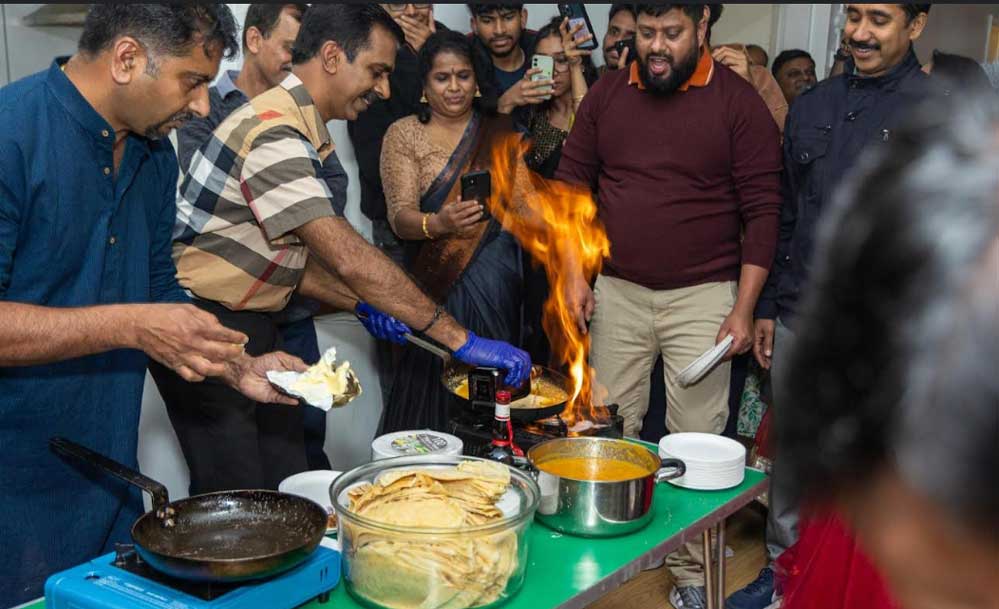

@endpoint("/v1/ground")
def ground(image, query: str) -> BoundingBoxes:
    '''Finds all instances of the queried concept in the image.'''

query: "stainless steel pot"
[526,437,685,537]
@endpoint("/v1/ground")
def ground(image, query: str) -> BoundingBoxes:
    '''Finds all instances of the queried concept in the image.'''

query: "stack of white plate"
[658,433,746,490]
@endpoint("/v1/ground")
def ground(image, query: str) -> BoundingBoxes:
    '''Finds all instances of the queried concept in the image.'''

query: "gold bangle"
[422,213,433,240]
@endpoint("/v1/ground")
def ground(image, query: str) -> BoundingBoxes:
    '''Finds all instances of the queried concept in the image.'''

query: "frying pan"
[403,332,573,422]
[49,437,327,582]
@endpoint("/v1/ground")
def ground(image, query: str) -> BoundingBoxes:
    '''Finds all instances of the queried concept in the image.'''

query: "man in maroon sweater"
[555,5,781,607]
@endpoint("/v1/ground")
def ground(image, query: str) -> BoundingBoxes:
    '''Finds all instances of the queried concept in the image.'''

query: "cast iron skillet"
[49,437,327,582]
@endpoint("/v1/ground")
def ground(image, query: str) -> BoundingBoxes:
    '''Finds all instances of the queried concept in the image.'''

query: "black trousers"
[148,299,308,495]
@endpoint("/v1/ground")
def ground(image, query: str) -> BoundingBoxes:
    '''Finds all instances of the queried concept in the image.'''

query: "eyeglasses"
[536,53,571,73]
[385,4,432,12]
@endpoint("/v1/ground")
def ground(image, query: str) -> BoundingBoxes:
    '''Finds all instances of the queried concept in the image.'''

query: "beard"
[144,110,194,140]
[636,39,700,97]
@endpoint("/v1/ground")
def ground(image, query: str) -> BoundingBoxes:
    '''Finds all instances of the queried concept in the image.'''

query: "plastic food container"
[370,430,463,461]
[330,455,539,609]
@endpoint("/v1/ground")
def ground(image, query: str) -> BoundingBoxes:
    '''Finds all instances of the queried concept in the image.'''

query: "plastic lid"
[495,390,512,404]
[371,430,463,460]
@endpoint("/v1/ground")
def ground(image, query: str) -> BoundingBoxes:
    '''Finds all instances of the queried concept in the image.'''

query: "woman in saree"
[378,31,542,432]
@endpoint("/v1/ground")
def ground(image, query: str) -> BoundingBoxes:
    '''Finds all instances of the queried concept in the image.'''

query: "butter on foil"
[267,347,361,410]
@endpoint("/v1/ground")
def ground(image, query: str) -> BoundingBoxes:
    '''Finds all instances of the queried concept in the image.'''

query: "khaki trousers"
[589,274,736,587]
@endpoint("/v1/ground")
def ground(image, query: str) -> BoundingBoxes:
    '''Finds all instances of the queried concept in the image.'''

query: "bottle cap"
[496,390,512,404]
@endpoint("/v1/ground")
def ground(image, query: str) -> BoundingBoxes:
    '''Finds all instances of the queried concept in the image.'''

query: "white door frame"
[773,3,844,79]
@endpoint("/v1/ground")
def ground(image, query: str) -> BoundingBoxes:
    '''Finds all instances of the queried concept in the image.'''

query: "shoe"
[670,585,708,609]
[725,567,775,609]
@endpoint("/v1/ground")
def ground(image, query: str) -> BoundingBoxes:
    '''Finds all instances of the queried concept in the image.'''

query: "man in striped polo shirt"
[153,4,530,494]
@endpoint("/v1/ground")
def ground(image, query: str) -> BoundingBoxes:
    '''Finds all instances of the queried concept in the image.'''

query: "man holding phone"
[602,4,637,73]
[467,4,552,114]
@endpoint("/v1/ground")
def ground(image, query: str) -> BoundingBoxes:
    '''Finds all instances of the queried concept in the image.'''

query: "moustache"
[161,112,194,128]
[850,40,880,52]
[489,36,512,46]
[144,111,194,140]
[361,90,381,105]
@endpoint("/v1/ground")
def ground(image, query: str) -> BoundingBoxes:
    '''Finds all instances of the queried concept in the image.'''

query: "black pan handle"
[50,437,171,513]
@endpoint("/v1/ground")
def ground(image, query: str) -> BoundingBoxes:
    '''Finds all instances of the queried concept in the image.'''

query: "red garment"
[778,508,900,609]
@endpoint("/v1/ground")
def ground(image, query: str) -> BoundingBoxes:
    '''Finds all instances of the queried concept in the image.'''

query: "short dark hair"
[779,90,999,533]
[467,4,524,18]
[242,3,308,52]
[930,49,992,93]
[608,4,636,21]
[291,4,403,65]
[417,30,498,122]
[79,4,238,61]
[902,4,932,22]
[635,4,706,25]
[771,49,813,77]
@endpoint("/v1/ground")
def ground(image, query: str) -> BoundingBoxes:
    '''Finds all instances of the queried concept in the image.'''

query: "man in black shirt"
[348,3,441,267]
[347,3,444,406]
[600,4,637,75]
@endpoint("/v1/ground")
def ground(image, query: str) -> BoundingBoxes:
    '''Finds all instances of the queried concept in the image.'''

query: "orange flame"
[486,134,611,427]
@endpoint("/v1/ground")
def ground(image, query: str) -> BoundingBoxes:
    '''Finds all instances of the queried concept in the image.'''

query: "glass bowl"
[329,455,540,609]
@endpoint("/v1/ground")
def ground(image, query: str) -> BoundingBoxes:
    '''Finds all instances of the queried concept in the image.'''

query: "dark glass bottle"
[485,390,514,465]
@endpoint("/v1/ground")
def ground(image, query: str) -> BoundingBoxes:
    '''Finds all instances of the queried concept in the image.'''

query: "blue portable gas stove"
[44,543,340,609]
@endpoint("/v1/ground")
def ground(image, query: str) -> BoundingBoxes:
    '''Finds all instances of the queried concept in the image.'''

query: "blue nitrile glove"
[453,331,532,389]
[355,302,410,345]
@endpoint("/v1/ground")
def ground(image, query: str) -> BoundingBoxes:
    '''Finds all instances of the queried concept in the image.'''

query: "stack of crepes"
[344,461,520,609]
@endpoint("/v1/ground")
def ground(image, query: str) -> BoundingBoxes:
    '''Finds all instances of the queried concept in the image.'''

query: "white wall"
[712,4,777,60]
[773,4,841,78]
[2,4,80,81]
[0,6,7,86]
[915,4,999,62]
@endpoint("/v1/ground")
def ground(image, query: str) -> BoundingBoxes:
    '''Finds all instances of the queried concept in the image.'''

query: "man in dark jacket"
[727,5,932,609]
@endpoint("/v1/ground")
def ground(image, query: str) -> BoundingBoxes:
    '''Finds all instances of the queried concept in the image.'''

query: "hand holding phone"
[460,170,491,225]
[531,55,555,100]
[557,4,598,51]
[613,37,637,68]
[461,170,491,203]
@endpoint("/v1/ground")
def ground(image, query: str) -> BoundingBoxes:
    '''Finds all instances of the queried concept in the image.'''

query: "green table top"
[25,463,766,609]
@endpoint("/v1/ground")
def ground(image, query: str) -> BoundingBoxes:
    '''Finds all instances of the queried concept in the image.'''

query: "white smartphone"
[531,54,554,100]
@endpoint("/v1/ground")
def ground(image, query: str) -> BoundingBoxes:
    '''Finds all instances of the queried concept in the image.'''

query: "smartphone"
[461,170,491,221]
[531,54,554,100]
[557,3,598,51]
[613,37,637,65]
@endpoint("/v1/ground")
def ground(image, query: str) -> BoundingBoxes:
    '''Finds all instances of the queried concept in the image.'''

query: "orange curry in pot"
[538,457,653,482]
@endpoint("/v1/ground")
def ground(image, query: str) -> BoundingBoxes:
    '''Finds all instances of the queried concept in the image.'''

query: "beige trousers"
[589,274,736,586]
